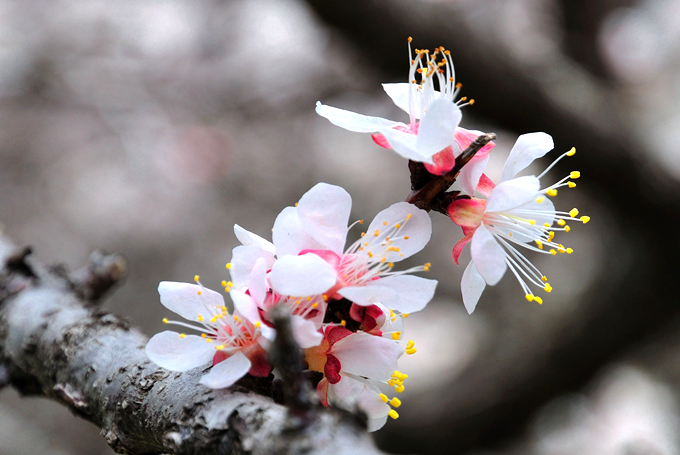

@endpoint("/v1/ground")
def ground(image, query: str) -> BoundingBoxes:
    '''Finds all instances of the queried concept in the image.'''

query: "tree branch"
[0,232,387,455]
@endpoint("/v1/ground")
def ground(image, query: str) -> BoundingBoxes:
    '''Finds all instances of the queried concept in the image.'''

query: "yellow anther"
[395,385,405,393]
[379,393,389,403]
[569,208,579,218]
[566,248,574,254]
[526,294,534,302]
[215,345,224,350]
[529,219,536,225]
[340,320,346,327]
[222,306,228,312]
[568,181,576,188]
[469,99,475,105]
[548,231,555,240]
[383,221,388,226]
[547,189,558,197]
[390,310,395,318]
[201,333,207,338]
[408,36,413,42]
[361,232,365,237]
[406,214,412,219]
[194,275,200,282]
[205,338,212,343]
[227,282,233,288]
[570,171,581,179]
[536,240,543,249]
[557,219,566,226]
[162,318,169,323]
[535,296,544,305]
[390,398,402,408]
[179,333,186,338]
[374,230,380,236]
[295,202,299,207]
[566,147,576,156]
[197,290,202,296]
[543,223,551,228]
[210,316,218,323]
[424,262,431,271]
[536,197,544,203]
[322,294,328,301]
[544,283,552,293]
[388,410,400,420]
[565,225,571,232]
[541,276,548,282]
[311,303,318,308]
[580,216,590,224]
[509,232,513,237]
[197,315,203,322]
[402,313,410,318]
[221,280,228,287]
[358,219,364,224]
[306,296,312,301]
[395,223,401,229]
[406,348,417,355]
[550,249,557,255]
[392,332,401,340]
[404,236,410,240]
[387,246,400,252]
[254,321,261,328]
[226,263,232,269]
[406,340,415,350]
[368,251,373,258]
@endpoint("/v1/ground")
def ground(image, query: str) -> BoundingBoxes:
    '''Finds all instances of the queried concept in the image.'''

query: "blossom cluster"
[145,37,589,431]
[146,182,436,431]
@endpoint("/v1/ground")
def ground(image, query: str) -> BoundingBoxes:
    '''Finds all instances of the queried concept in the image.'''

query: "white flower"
[447,133,590,313]
[315,40,492,195]
[145,279,274,389]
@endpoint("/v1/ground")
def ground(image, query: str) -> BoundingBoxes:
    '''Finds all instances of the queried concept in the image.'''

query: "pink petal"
[269,253,338,296]
[297,183,351,255]
[458,154,490,196]
[423,146,455,175]
[272,206,325,257]
[447,198,486,228]
[324,354,342,384]
[371,133,391,149]
[452,232,473,266]
[454,127,496,158]
[477,173,496,197]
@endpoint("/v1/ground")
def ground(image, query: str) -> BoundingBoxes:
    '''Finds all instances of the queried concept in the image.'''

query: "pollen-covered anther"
[197,315,203,322]
[534,296,544,305]
[179,333,186,338]
[194,275,200,282]
[550,249,557,255]
[388,410,400,420]
[374,230,380,236]
[162,318,169,324]
[580,216,591,224]
[536,240,543,249]
[423,262,431,271]
[566,147,576,156]
[226,263,232,270]
[526,294,534,302]
[566,248,574,254]
[569,208,579,218]
[390,397,402,408]
[340,320,346,327]
[392,331,402,340]
[568,182,577,188]
[570,171,581,179]
[536,197,545,203]
[557,219,566,226]
[547,189,558,197]
[541,276,548,282]
[544,283,553,293]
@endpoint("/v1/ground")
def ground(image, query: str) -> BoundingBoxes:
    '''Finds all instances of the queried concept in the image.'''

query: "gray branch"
[0,232,386,455]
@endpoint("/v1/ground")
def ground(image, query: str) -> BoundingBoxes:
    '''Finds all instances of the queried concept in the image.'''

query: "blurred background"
[1,0,679,454]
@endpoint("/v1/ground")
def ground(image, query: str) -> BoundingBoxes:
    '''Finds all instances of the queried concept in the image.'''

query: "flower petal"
[338,275,437,314]
[485,176,540,213]
[447,198,485,228]
[297,183,351,255]
[415,98,461,154]
[291,315,323,349]
[315,102,400,133]
[459,154,490,196]
[233,224,275,255]
[379,127,434,163]
[145,331,215,372]
[365,202,432,262]
[494,197,556,243]
[272,206,325,257]
[500,132,554,182]
[454,127,495,158]
[269,253,338,296]
[357,388,390,431]
[476,173,496,197]
[229,245,276,290]
[452,232,473,266]
[461,260,486,314]
[470,224,507,285]
[199,351,251,389]
[333,333,402,381]
[158,281,225,321]
[382,83,423,118]
[230,289,260,325]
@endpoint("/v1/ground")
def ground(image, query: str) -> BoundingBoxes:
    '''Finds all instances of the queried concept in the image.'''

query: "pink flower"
[316,40,494,194]
[447,133,589,313]
[145,280,275,389]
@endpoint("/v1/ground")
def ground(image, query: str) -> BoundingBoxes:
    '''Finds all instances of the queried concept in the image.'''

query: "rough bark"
[0,232,387,455]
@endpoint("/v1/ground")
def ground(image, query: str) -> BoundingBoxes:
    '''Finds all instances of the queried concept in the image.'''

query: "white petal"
[415,98,461,155]
[297,183,351,255]
[485,176,540,213]
[500,132,554,181]
[357,387,391,427]
[145,331,215,372]
[382,83,427,119]
[230,289,261,325]
[272,206,325,257]
[379,127,435,163]
[247,258,268,305]
[461,261,486,314]
[459,154,490,196]
[158,281,225,321]
[470,225,507,286]
[230,245,275,289]
[367,414,389,432]
[269,254,338,296]
[329,374,365,402]
[290,315,323,349]
[233,224,275,255]
[338,275,437,314]
[315,102,400,133]
[199,351,251,389]
[333,333,402,381]
[365,202,432,262]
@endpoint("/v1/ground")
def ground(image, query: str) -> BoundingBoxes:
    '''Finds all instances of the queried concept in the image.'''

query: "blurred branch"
[0,232,387,455]
[303,1,680,453]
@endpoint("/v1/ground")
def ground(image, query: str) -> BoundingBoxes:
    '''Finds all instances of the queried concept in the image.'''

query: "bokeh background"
[1,0,679,454]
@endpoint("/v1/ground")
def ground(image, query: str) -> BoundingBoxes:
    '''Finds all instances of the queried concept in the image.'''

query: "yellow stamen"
[566,147,576,156]
[226,263,232,269]
[194,275,200,282]
[311,303,318,308]
[162,318,169,323]
[179,333,186,338]
[580,216,590,224]
[197,315,203,322]
[406,348,417,355]
[541,276,548,282]
[570,171,581,179]
[374,230,380,236]
[566,248,573,254]
[557,219,566,226]
[388,410,400,420]
[565,225,571,232]
[379,393,389,403]
[547,189,558,197]
[255,321,261,328]
[544,283,552,293]
[535,296,543,304]
[197,290,202,296]
[392,332,401,340]
[526,294,534,302]
[569,208,579,218]
[568,182,576,188]
[536,240,543,250]
[536,197,544,203]
[406,340,415,350]
[340,320,346,327]
[390,398,402,408]
[402,313,410,318]
[550,249,557,255]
